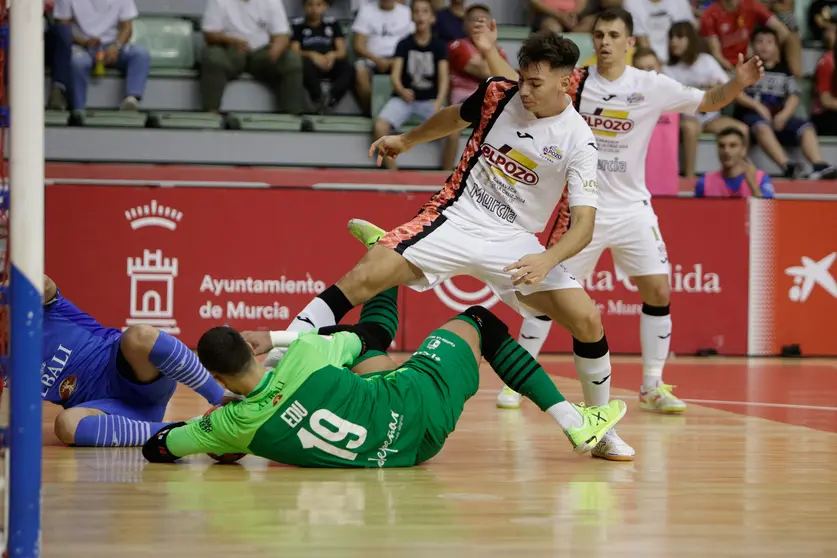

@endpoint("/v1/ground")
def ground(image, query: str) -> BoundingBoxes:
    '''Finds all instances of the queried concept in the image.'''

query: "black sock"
[317,285,354,324]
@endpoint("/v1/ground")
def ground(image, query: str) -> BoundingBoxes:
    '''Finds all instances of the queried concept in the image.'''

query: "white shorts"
[564,200,669,280]
[378,98,436,130]
[378,215,582,316]
[682,111,721,128]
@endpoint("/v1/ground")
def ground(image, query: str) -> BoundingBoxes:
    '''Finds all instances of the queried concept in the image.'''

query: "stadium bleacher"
[42,0,836,174]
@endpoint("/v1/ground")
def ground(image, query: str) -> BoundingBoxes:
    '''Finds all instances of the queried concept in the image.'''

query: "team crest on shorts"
[59,375,77,400]
[427,339,441,350]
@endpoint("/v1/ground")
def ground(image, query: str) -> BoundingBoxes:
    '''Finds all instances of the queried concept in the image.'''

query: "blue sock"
[149,331,224,404]
[74,415,170,447]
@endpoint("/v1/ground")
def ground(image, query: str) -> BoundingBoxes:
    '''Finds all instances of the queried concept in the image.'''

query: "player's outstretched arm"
[369,105,470,166]
[699,53,765,113]
[473,19,518,82]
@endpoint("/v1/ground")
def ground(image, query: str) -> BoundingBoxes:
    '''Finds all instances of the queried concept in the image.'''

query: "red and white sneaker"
[640,384,686,413]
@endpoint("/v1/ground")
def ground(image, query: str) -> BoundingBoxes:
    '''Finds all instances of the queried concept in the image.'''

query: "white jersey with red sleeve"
[439,77,599,236]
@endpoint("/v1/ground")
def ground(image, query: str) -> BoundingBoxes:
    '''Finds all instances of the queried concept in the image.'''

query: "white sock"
[547,400,583,430]
[290,297,336,332]
[518,316,552,358]
[640,306,672,389]
[573,340,612,407]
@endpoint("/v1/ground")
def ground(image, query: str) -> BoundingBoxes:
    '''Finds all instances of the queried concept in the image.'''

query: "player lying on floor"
[41,275,229,447]
[142,286,627,467]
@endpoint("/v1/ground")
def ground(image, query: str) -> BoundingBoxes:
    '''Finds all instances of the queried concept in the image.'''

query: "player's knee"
[641,282,671,307]
[456,306,510,359]
[569,307,603,343]
[121,324,160,355]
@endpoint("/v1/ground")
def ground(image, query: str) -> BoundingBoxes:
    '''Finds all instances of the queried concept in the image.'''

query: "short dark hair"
[593,7,634,37]
[668,21,700,66]
[632,46,658,63]
[197,326,253,376]
[752,26,778,44]
[717,127,747,144]
[518,31,580,71]
[465,3,491,17]
[411,0,433,8]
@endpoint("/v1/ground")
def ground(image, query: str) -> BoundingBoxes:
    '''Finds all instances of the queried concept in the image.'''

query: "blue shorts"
[44,294,176,421]
[736,109,812,146]
[77,342,176,422]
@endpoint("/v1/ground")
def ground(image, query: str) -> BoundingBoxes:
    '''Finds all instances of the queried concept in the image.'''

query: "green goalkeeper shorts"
[400,329,481,465]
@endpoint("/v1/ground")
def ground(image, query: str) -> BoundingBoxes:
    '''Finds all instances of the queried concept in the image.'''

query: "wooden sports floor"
[8,355,837,557]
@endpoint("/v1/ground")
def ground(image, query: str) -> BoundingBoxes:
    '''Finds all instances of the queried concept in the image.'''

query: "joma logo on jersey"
[481,143,539,186]
[582,109,634,137]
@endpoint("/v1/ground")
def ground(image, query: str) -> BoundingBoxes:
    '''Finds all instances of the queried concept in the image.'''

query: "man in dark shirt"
[291,0,353,110]
[733,27,836,178]
[433,0,466,42]
[373,0,449,169]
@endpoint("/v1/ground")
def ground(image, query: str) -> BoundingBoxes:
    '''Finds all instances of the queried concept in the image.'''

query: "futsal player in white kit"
[244,32,634,460]
[475,9,764,442]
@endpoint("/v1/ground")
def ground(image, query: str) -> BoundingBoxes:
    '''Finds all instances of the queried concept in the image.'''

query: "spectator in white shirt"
[201,0,304,117]
[663,21,748,177]
[624,0,695,63]
[352,0,415,114]
[54,0,150,116]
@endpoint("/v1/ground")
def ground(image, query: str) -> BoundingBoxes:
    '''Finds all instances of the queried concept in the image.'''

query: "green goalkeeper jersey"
[166,332,425,468]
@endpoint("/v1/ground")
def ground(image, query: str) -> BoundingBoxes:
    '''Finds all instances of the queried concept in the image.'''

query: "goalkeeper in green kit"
[143,287,627,467]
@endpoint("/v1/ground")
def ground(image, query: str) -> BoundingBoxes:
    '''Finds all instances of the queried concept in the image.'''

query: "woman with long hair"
[663,22,749,178]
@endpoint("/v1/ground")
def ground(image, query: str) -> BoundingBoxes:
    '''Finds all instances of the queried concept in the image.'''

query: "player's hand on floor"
[241,330,272,355]
[505,253,554,286]
[369,135,410,167]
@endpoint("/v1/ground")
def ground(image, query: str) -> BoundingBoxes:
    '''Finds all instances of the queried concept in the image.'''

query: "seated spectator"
[373,0,448,168]
[633,48,681,191]
[352,0,415,115]
[812,39,837,135]
[54,0,150,116]
[292,0,353,112]
[434,0,467,42]
[530,0,585,33]
[699,0,801,78]
[733,28,837,178]
[445,4,507,168]
[695,128,775,198]
[43,1,74,110]
[201,0,305,120]
[575,0,623,33]
[624,0,694,64]
[663,21,749,177]
[809,0,837,46]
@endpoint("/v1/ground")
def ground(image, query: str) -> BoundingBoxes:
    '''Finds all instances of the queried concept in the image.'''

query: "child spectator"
[624,0,695,64]
[373,0,448,168]
[352,0,415,115]
[291,0,353,112]
[733,28,837,178]
[700,0,801,77]
[663,21,749,177]
[695,127,775,198]
[812,39,837,135]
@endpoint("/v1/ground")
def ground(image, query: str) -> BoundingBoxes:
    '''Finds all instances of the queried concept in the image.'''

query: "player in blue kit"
[42,275,227,447]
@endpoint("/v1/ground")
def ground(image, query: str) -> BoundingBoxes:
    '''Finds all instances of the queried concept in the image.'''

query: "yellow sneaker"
[496,386,522,409]
[639,384,686,413]
[347,218,387,248]
[566,400,627,454]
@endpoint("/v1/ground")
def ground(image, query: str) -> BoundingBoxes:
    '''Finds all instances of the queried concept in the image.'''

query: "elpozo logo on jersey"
[481,143,539,186]
[582,108,634,137]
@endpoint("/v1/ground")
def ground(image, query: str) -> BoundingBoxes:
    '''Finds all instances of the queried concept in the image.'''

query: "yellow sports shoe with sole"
[566,400,628,454]
[347,218,387,248]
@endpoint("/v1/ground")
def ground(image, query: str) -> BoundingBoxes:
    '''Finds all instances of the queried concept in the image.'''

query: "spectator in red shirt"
[812,41,837,136]
[442,3,507,169]
[700,0,801,77]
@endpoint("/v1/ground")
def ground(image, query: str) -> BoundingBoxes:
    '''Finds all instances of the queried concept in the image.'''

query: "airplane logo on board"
[785,252,837,302]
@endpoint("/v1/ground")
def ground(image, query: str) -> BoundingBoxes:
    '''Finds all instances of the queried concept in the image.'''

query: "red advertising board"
[46,186,750,354]
[748,200,837,356]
